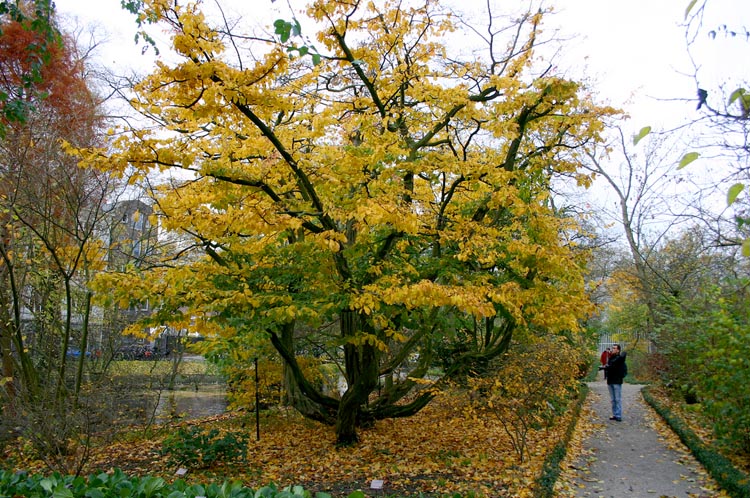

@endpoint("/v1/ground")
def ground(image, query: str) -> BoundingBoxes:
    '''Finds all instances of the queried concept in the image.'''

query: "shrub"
[687,298,750,454]
[160,426,248,469]
[468,335,585,462]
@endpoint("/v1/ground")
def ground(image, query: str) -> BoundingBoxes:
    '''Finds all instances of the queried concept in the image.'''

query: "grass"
[107,358,221,377]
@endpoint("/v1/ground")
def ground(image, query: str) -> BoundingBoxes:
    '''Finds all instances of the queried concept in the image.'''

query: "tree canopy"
[80,0,618,445]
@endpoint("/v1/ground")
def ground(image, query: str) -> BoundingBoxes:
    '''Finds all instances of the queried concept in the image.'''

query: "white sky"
[55,0,750,132]
[56,0,749,131]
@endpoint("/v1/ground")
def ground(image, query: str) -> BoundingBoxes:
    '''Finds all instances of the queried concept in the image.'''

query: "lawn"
[107,359,221,377]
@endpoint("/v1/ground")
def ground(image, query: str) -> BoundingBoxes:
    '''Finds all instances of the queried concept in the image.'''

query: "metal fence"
[597,332,621,353]
[598,331,653,354]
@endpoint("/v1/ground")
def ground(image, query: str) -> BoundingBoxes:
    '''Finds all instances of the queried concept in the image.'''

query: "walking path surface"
[556,377,726,497]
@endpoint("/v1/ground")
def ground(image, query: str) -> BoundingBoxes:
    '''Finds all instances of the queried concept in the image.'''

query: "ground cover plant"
[0,469,358,498]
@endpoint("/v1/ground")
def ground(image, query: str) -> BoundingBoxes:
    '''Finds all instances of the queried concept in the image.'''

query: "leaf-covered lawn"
[7,391,576,497]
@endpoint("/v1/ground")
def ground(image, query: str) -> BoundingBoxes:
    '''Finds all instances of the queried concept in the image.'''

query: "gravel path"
[561,377,723,497]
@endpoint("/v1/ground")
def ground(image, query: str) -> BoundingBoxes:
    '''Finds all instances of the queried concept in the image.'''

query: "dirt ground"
[557,376,728,497]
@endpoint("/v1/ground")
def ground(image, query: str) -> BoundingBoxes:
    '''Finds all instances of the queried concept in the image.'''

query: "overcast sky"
[56,0,748,132]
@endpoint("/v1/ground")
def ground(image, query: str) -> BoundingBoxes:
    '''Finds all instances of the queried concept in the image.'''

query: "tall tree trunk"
[0,226,14,403]
[0,304,15,404]
[74,291,92,404]
[335,310,378,445]
[280,321,333,422]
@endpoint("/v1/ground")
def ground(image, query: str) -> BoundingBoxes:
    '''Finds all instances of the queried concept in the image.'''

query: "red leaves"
[0,20,97,138]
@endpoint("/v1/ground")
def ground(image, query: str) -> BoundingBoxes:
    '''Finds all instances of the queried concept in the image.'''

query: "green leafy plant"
[160,426,248,469]
[0,469,364,497]
[687,293,750,453]
[272,18,321,65]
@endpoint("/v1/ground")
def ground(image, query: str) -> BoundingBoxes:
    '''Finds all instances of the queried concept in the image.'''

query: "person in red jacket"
[599,347,611,379]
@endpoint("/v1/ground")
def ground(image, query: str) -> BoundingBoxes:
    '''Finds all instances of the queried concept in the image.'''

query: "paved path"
[560,378,722,497]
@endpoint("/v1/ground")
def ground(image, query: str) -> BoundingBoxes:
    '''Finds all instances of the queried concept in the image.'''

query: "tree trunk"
[279,321,336,424]
[74,292,92,404]
[335,388,362,445]
[0,306,15,404]
[335,310,378,445]
[269,326,338,424]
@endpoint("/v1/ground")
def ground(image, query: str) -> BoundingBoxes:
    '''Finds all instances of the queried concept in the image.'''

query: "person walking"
[600,344,627,421]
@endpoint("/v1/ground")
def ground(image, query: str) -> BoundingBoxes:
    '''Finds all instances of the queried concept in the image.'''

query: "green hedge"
[533,382,589,498]
[642,387,750,498]
[0,468,365,498]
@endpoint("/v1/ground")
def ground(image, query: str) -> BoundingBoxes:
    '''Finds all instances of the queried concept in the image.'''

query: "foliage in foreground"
[6,383,582,497]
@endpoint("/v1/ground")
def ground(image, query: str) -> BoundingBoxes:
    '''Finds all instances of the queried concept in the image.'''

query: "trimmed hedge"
[533,382,589,498]
[642,386,750,498]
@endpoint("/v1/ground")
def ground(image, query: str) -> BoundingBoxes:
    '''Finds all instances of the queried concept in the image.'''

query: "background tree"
[0,0,59,135]
[683,0,750,254]
[0,6,118,473]
[581,127,697,354]
[82,0,617,445]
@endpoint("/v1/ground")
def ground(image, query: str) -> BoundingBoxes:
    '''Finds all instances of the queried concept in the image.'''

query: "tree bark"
[0,301,15,404]
[335,310,379,445]
[279,321,337,424]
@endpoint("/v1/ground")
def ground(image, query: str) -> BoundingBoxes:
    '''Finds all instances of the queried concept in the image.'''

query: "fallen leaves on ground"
[6,390,578,497]
[554,385,738,498]
[646,386,750,476]
[553,389,600,497]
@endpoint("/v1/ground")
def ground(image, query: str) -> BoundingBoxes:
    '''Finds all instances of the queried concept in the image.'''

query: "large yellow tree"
[83,0,617,444]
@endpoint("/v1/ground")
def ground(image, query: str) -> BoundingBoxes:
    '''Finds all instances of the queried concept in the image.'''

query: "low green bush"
[160,426,248,469]
[0,469,362,498]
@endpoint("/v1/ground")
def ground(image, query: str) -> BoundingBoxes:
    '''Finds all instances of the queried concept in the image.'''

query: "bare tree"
[682,0,750,253]
[581,127,697,346]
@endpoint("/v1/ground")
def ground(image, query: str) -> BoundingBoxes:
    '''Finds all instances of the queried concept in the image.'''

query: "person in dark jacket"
[600,343,627,421]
